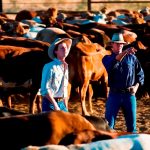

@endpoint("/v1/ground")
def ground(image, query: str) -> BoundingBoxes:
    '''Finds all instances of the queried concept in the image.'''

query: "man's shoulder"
[43,60,56,69]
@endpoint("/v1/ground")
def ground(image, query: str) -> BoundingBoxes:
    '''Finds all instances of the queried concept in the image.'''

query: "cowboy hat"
[48,38,72,59]
[110,33,126,44]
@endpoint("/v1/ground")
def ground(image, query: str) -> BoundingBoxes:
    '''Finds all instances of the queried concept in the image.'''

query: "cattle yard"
[1,3,150,149]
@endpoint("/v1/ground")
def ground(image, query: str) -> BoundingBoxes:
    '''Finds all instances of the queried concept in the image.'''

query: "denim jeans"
[42,97,68,112]
[105,91,137,133]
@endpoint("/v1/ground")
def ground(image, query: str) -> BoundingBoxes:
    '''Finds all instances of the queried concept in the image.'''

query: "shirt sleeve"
[40,64,54,96]
[135,58,144,86]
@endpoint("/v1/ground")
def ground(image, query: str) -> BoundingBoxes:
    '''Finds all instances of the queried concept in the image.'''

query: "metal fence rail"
[88,0,150,11]
[0,1,150,13]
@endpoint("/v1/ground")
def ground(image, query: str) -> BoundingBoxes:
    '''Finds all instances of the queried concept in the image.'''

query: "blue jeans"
[105,91,137,133]
[42,97,68,112]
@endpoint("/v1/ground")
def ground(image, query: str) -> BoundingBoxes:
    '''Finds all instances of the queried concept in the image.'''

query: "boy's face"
[55,42,69,59]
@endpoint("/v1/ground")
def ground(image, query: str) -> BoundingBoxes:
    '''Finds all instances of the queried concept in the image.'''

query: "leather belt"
[54,97,64,102]
[110,88,130,93]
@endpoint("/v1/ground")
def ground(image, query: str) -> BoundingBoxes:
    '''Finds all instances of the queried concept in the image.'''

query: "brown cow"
[15,9,37,21]
[0,110,96,149]
[0,36,50,113]
[67,42,111,116]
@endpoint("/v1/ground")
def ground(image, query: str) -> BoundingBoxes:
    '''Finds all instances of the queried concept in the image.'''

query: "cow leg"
[29,92,37,114]
[35,95,42,113]
[7,95,12,108]
[0,99,3,106]
[67,82,72,108]
[87,84,94,114]
[102,72,109,98]
[80,81,90,116]
[102,80,109,99]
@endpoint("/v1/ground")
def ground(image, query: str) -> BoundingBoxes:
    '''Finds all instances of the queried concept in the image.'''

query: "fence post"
[0,0,2,13]
[87,0,91,11]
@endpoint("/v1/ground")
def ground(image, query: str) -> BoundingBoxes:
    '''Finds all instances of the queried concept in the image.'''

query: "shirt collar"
[53,58,68,66]
[53,58,62,64]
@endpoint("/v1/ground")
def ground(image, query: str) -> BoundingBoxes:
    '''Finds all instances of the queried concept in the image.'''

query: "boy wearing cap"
[102,33,144,133]
[40,38,72,112]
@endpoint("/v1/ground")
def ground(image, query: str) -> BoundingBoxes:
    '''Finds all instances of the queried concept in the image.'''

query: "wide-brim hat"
[48,38,72,59]
[110,33,126,44]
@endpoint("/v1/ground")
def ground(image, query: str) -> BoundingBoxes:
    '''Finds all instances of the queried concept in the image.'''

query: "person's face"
[111,42,124,54]
[55,42,69,60]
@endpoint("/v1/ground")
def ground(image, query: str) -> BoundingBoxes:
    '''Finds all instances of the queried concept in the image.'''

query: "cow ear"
[137,41,147,50]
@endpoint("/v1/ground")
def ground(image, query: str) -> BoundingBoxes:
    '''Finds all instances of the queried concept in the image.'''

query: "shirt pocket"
[54,74,61,85]
[124,62,134,73]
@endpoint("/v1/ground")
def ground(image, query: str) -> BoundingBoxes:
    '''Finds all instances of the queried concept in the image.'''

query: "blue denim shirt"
[102,53,144,89]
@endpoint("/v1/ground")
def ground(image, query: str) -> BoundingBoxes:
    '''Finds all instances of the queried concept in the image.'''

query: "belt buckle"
[120,89,125,93]
[55,97,63,102]
[120,88,130,93]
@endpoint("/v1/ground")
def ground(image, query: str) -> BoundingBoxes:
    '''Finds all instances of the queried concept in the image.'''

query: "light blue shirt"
[40,58,68,98]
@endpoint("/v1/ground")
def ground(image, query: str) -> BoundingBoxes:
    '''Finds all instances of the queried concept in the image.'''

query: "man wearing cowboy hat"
[102,32,144,133]
[40,38,72,112]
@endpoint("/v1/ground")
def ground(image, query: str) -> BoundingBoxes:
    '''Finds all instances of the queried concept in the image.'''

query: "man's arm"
[116,47,137,61]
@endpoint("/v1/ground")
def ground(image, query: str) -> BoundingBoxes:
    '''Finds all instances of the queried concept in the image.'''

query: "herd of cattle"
[0,8,150,115]
[0,7,150,149]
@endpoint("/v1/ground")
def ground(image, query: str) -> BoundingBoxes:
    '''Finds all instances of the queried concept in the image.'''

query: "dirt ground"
[9,94,150,133]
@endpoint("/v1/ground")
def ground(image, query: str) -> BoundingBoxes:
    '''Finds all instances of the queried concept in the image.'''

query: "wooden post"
[87,0,91,11]
[0,0,2,13]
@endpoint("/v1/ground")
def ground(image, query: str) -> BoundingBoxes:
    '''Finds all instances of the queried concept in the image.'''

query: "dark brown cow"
[0,111,96,150]
[134,37,150,98]
[0,36,50,113]
[84,115,111,131]
[15,10,37,21]
[67,42,111,116]
[0,35,49,48]
[86,28,110,47]
[0,19,30,36]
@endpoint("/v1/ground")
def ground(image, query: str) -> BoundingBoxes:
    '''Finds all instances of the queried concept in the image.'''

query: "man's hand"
[116,47,137,62]
[129,83,139,95]
[126,47,137,55]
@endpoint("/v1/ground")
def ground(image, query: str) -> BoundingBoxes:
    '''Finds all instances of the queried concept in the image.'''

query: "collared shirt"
[40,58,68,98]
[102,53,144,89]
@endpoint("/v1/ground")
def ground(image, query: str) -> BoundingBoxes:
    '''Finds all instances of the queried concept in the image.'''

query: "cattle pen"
[0,0,150,137]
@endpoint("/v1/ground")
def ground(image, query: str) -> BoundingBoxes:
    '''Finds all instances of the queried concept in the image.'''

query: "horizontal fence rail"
[0,1,150,13]
[91,0,150,3]
[88,0,150,11]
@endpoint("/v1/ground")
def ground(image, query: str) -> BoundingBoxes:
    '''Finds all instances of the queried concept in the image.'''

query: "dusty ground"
[9,94,150,133]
